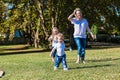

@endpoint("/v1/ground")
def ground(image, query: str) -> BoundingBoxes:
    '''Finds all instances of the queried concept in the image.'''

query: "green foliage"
[0,0,120,46]
[0,0,6,33]
[91,23,98,35]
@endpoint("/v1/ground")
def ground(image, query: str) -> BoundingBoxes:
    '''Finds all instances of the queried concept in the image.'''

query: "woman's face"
[75,11,82,19]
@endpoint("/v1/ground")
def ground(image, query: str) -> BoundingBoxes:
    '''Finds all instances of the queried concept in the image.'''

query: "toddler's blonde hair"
[57,33,64,40]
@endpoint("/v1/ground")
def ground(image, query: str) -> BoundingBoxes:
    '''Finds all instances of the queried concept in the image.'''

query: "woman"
[68,8,95,64]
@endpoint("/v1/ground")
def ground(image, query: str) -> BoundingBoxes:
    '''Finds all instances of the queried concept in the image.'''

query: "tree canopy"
[0,0,120,47]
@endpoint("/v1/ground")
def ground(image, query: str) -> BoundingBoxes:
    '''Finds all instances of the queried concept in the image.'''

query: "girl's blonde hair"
[51,27,58,36]
[48,27,59,48]
[52,27,58,33]
[48,27,58,41]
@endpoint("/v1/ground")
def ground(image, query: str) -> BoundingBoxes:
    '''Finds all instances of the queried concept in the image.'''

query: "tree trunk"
[48,0,58,29]
[38,0,49,39]
[34,29,39,48]
[51,0,55,28]
[51,15,55,28]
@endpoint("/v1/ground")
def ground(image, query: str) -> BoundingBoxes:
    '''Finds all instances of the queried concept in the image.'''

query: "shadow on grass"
[86,45,120,50]
[72,45,120,51]
[69,64,114,70]
[0,49,50,56]
[87,42,120,50]
[68,58,120,70]
[67,58,120,64]
[87,58,120,62]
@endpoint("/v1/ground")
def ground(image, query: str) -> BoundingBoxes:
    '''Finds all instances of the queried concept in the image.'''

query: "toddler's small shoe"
[63,68,68,71]
[54,66,58,70]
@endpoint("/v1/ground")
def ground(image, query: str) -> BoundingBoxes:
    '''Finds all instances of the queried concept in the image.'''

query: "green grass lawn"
[0,45,120,80]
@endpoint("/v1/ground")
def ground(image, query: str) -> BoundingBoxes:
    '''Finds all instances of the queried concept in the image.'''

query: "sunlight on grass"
[0,46,120,80]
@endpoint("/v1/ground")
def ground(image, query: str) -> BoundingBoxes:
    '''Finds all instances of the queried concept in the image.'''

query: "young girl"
[68,8,95,64]
[51,33,68,70]
[48,27,59,62]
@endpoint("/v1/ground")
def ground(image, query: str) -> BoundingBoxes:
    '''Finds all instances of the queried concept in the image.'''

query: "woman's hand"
[91,34,96,40]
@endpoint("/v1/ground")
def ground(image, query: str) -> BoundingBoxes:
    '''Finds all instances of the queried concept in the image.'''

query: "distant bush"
[96,34,109,42]
[110,36,120,43]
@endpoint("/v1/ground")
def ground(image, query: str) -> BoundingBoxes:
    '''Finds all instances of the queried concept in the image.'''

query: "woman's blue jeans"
[74,38,86,61]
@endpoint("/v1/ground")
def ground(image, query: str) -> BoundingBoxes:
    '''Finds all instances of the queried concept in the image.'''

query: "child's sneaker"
[54,66,58,70]
[63,68,68,71]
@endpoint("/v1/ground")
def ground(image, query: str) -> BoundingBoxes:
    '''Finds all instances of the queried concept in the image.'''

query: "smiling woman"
[68,8,95,64]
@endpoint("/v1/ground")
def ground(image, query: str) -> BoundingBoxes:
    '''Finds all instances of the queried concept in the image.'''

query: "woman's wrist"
[68,13,74,19]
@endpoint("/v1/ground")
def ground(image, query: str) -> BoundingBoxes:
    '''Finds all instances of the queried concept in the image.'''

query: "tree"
[0,0,120,47]
[2,0,49,48]
[0,0,6,38]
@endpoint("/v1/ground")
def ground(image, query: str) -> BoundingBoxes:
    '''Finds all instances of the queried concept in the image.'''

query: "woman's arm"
[87,26,95,40]
[68,13,74,21]
[68,10,76,21]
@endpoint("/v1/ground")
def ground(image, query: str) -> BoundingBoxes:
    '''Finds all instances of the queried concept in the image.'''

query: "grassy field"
[0,45,120,80]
